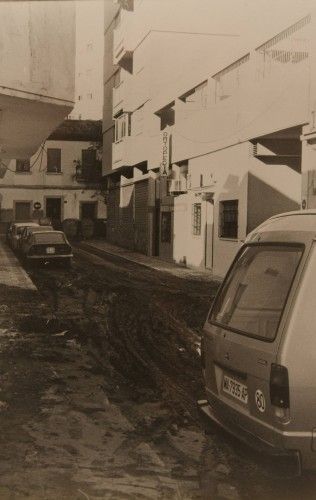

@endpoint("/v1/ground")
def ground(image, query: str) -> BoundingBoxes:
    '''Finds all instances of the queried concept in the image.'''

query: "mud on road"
[1,248,316,499]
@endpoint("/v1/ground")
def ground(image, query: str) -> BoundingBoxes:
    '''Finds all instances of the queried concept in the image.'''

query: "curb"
[76,242,221,282]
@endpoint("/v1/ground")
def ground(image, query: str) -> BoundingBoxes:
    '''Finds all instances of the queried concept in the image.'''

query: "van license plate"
[46,247,55,254]
[222,375,248,404]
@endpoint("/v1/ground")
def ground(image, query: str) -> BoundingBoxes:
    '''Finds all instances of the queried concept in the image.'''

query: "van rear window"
[209,244,303,341]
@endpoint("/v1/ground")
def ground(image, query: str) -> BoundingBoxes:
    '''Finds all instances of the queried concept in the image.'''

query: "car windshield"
[34,232,66,244]
[209,244,303,341]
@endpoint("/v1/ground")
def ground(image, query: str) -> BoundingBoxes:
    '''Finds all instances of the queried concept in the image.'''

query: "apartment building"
[0,120,106,233]
[103,0,315,276]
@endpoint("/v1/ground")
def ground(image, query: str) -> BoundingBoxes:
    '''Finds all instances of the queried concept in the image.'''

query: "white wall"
[172,141,301,276]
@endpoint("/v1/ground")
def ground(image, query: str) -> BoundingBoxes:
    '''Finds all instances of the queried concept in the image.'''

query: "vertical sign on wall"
[160,127,170,176]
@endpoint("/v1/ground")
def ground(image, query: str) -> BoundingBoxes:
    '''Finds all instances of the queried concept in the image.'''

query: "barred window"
[16,159,30,172]
[220,200,238,238]
[192,203,202,235]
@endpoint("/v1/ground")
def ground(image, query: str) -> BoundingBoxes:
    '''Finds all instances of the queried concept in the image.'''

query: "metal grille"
[192,203,202,236]
[256,15,310,79]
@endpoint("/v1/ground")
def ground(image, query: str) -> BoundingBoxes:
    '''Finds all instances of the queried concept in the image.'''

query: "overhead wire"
[0,140,47,174]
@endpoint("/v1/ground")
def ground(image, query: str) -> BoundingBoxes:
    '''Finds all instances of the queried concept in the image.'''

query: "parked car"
[201,209,316,474]
[6,222,39,252]
[21,230,73,267]
[19,225,53,253]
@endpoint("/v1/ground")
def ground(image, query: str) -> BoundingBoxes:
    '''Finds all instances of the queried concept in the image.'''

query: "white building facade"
[104,0,316,276]
[0,120,106,234]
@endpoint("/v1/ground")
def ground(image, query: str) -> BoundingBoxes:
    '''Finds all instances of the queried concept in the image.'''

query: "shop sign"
[160,130,169,176]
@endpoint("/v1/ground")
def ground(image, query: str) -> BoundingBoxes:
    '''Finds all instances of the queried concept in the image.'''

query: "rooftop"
[48,119,102,142]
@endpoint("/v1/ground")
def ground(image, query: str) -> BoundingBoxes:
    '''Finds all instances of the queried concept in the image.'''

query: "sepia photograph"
[0,0,315,498]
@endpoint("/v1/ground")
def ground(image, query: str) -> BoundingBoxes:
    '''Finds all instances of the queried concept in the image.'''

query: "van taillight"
[270,363,290,408]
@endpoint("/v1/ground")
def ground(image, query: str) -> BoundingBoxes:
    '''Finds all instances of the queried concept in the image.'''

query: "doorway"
[45,197,62,229]
[80,201,97,220]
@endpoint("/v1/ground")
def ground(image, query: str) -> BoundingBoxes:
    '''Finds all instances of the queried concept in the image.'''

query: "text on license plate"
[46,247,55,254]
[222,375,248,404]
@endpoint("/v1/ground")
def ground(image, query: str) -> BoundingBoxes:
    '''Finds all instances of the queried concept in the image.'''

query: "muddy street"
[0,247,316,499]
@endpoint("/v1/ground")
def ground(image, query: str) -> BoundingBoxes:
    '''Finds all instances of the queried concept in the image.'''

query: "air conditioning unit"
[169,177,187,195]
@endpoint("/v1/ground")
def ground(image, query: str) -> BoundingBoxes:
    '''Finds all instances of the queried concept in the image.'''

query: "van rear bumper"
[198,398,302,475]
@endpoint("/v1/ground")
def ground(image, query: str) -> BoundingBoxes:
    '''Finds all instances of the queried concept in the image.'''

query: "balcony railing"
[74,164,102,183]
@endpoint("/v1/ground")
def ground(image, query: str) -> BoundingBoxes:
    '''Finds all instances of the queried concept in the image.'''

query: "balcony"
[74,162,102,184]
[113,9,134,66]
[168,177,188,196]
[173,17,311,163]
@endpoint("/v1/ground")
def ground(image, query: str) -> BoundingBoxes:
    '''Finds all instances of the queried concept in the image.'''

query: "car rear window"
[209,244,303,341]
[32,226,52,232]
[34,233,65,244]
[17,225,38,235]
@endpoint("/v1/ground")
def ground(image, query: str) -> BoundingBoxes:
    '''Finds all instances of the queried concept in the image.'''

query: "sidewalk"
[0,239,36,291]
[78,239,222,282]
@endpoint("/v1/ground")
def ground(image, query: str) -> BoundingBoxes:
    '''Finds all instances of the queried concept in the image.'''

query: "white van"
[201,210,316,473]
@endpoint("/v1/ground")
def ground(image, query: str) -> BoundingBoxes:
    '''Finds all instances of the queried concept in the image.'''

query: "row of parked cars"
[6,220,73,267]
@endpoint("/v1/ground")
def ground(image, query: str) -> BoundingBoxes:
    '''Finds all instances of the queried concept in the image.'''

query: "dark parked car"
[6,222,39,251]
[20,230,73,267]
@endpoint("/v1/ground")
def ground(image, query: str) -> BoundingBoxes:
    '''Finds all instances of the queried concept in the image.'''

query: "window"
[16,159,30,173]
[161,212,171,243]
[209,244,303,341]
[114,113,130,142]
[47,148,61,173]
[220,200,238,238]
[192,203,202,235]
[82,149,96,170]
